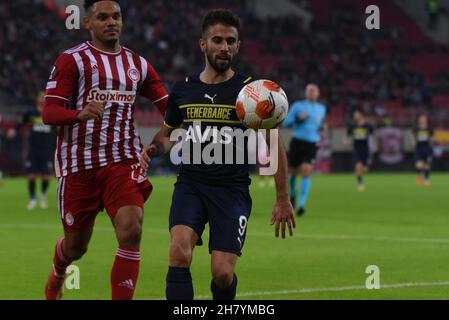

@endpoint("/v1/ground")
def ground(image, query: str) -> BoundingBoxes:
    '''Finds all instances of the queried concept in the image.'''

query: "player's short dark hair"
[202,9,241,37]
[84,0,120,12]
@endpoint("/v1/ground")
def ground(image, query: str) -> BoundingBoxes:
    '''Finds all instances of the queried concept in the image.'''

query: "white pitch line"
[234,281,449,298]
[290,233,449,244]
[2,223,449,298]
[151,281,449,300]
[2,223,449,245]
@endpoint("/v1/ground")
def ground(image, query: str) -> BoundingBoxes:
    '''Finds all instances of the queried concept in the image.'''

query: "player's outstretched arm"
[42,99,105,125]
[268,131,296,239]
[140,126,175,171]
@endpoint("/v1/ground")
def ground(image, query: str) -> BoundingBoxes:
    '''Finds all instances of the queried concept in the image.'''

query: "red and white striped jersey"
[45,41,168,177]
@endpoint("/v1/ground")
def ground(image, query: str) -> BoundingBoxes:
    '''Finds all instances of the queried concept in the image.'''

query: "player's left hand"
[139,144,157,171]
[271,198,296,239]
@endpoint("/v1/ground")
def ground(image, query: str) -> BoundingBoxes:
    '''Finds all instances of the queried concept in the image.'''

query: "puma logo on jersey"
[204,93,217,104]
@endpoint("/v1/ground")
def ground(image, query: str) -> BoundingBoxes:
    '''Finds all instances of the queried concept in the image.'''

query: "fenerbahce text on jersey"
[164,74,254,186]
[45,41,168,177]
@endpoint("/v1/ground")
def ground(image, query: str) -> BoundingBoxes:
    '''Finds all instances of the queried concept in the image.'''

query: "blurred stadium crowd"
[1,0,449,175]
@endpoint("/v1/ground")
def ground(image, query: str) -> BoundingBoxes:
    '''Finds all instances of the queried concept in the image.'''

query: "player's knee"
[169,242,192,267]
[64,243,88,261]
[116,223,142,247]
[211,266,234,288]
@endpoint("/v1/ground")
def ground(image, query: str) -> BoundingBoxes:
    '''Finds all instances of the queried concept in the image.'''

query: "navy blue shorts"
[25,152,53,175]
[415,147,432,164]
[353,146,369,166]
[169,179,252,256]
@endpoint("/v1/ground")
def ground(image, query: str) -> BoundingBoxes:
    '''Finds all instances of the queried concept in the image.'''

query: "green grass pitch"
[0,174,448,300]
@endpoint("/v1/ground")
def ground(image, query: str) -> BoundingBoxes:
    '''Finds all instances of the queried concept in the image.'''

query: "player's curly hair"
[202,9,241,37]
[84,0,120,11]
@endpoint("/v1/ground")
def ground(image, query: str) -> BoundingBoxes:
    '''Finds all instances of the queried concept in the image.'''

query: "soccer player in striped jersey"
[42,0,168,300]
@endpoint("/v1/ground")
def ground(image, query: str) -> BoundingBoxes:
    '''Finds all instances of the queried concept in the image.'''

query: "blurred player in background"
[282,84,326,216]
[9,91,56,209]
[413,114,434,187]
[0,115,4,187]
[42,0,168,300]
[140,9,295,300]
[347,109,374,192]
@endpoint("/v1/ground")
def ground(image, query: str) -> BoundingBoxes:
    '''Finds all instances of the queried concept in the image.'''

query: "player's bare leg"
[111,205,143,300]
[259,175,274,187]
[27,174,38,210]
[166,225,198,300]
[211,251,238,300]
[423,163,431,188]
[258,175,266,187]
[355,162,366,191]
[416,161,424,185]
[39,175,52,209]
[45,227,94,300]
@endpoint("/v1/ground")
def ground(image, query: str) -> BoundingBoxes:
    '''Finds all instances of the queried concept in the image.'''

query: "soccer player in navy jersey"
[413,114,434,188]
[347,109,374,191]
[140,9,295,300]
[11,92,57,209]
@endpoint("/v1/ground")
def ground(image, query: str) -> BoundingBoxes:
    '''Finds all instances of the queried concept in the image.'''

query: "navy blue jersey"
[347,123,374,149]
[414,127,434,150]
[164,73,253,186]
[20,110,57,155]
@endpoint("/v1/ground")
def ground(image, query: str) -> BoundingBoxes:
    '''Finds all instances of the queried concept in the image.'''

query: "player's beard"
[102,35,120,49]
[98,28,121,50]
[206,50,232,74]
[105,39,118,50]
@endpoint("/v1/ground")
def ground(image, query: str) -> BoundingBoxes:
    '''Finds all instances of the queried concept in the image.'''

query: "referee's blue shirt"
[282,100,326,143]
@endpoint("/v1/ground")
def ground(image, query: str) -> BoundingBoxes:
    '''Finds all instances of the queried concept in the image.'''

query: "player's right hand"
[77,101,106,122]
[271,198,296,239]
[139,144,157,171]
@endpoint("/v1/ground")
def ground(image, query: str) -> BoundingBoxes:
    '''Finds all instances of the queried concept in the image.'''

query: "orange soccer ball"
[236,79,289,129]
